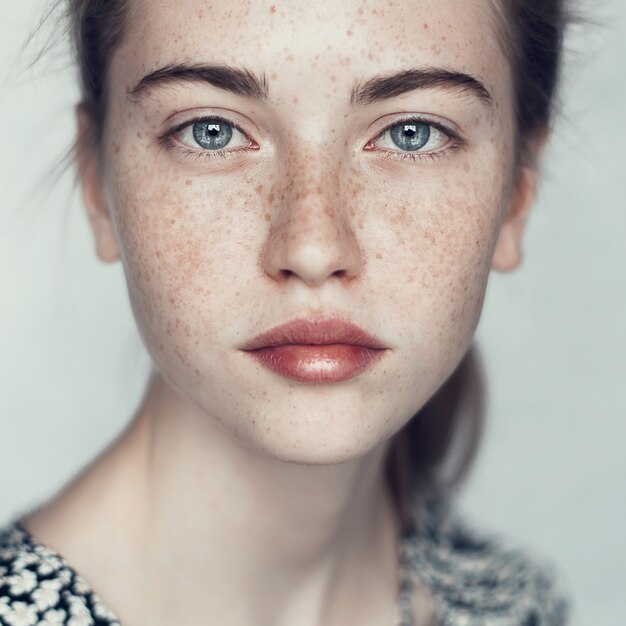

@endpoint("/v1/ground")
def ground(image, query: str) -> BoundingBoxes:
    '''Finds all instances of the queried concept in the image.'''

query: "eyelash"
[159,114,464,164]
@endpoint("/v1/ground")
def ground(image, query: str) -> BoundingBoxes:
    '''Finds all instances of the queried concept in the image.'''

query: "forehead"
[116,0,508,102]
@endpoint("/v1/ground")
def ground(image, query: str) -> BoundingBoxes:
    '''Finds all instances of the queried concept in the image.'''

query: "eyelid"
[162,106,262,134]
[365,111,461,135]
[369,114,462,146]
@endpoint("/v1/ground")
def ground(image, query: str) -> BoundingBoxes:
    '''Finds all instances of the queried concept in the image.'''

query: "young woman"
[0,0,572,624]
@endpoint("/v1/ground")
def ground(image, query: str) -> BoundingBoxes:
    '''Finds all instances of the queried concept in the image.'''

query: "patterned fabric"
[395,496,570,626]
[0,524,119,626]
[0,498,570,626]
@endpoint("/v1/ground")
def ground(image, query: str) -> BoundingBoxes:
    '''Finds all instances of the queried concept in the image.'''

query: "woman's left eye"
[370,120,452,154]
[169,117,252,152]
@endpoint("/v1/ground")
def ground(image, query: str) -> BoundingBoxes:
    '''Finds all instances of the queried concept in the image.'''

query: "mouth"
[240,318,389,383]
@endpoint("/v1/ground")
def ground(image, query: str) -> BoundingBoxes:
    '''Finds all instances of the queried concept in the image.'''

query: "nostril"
[275,266,348,283]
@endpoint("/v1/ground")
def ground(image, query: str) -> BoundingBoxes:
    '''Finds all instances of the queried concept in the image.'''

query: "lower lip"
[244,344,388,383]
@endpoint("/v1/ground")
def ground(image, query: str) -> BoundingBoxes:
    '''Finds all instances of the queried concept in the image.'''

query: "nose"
[261,154,364,287]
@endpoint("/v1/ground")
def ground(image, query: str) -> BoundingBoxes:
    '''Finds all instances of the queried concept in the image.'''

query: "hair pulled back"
[64,0,572,529]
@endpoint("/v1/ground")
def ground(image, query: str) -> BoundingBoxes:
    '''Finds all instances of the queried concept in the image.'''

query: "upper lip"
[241,318,389,351]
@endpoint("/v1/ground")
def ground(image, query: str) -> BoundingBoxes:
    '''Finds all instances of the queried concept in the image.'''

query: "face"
[83,0,536,464]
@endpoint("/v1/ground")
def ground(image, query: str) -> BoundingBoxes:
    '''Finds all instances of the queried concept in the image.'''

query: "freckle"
[255,184,264,194]
[423,22,429,30]
[267,192,275,204]
[264,212,271,222]
[185,179,192,186]
[271,72,278,80]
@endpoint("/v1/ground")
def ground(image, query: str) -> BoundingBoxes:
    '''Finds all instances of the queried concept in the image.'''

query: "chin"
[214,391,410,467]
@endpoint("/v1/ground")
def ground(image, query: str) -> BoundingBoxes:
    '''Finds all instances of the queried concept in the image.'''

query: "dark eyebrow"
[350,68,493,107]
[128,63,269,101]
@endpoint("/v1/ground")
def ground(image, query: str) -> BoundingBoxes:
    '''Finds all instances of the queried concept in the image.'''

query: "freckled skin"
[96,0,521,465]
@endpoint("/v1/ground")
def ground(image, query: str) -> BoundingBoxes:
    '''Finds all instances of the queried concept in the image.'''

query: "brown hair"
[62,0,572,529]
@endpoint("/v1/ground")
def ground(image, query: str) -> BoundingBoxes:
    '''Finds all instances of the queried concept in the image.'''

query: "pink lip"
[240,318,389,383]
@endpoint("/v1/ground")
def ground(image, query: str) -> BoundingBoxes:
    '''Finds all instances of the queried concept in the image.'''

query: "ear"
[76,104,120,263]
[491,131,549,273]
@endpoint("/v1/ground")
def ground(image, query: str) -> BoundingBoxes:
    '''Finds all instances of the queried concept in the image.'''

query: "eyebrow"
[129,63,269,101]
[350,68,493,107]
[128,63,492,109]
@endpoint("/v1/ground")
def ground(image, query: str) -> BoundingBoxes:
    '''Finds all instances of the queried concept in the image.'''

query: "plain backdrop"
[1,1,624,625]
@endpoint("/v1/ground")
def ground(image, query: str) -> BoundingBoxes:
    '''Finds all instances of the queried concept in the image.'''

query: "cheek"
[359,154,509,356]
[104,154,264,374]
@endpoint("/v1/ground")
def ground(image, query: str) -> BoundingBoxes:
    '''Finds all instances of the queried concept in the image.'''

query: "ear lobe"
[76,104,120,263]
[491,132,549,273]
[491,166,535,272]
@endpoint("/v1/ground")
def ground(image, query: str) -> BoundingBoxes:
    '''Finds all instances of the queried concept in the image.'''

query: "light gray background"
[1,1,624,625]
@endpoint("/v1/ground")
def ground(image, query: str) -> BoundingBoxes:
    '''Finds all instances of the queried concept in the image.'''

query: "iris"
[192,120,233,150]
[389,122,431,151]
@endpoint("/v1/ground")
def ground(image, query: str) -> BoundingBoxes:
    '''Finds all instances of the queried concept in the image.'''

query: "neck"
[28,372,404,626]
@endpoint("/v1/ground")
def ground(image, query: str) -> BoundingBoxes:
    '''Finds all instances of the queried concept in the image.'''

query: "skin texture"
[25,1,544,625]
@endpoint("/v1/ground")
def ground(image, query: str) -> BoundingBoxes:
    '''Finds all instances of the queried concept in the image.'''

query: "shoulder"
[0,521,120,626]
[404,495,571,626]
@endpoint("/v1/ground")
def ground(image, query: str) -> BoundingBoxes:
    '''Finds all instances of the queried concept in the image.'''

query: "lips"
[240,318,389,383]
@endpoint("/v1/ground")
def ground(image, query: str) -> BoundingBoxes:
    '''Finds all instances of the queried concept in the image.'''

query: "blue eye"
[192,120,233,150]
[389,122,431,151]
[170,116,252,154]
[372,119,452,155]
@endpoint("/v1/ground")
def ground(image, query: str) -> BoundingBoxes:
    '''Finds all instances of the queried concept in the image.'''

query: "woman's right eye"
[169,117,253,153]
